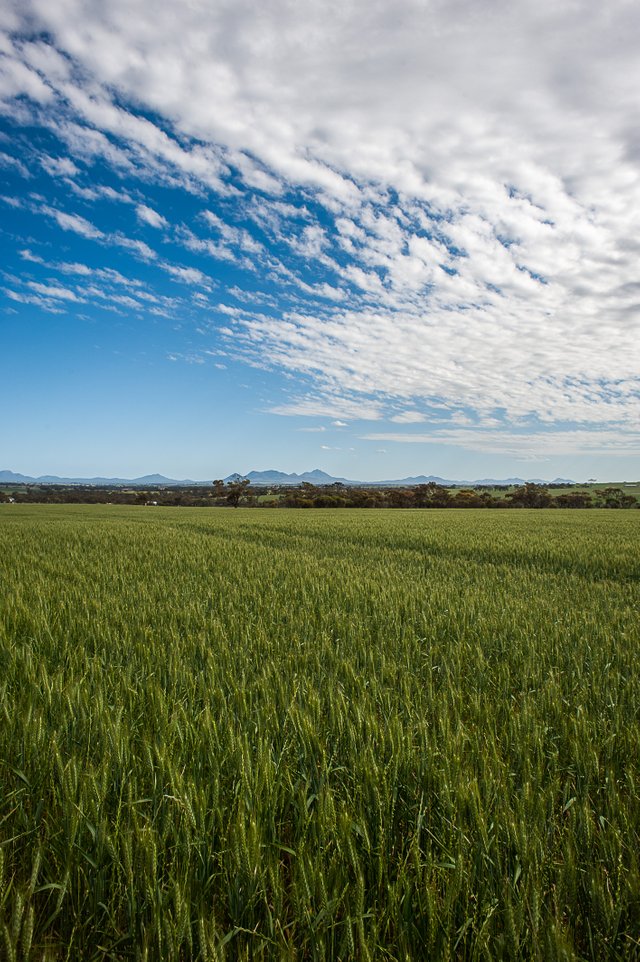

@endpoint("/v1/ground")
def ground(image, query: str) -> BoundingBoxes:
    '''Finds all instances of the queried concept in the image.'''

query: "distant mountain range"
[1,468,576,488]
[224,469,575,487]
[0,470,208,487]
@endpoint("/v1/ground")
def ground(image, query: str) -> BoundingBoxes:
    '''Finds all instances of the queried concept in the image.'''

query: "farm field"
[0,505,639,960]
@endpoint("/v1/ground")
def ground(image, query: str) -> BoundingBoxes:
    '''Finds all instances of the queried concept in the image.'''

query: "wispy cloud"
[390,411,427,424]
[162,264,213,289]
[26,280,83,301]
[110,234,157,261]
[13,249,192,319]
[136,203,167,229]
[40,154,79,177]
[40,204,104,239]
[269,394,385,421]
[5,289,65,312]
[361,427,640,458]
[67,182,134,204]
[0,149,30,176]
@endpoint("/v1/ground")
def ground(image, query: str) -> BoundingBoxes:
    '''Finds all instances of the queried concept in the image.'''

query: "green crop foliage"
[0,505,639,960]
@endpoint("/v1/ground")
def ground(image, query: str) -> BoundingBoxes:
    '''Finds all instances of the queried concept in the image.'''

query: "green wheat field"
[1,505,639,960]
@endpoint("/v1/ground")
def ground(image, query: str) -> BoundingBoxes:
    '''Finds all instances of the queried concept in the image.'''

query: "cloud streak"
[361,427,640,459]
[136,203,167,229]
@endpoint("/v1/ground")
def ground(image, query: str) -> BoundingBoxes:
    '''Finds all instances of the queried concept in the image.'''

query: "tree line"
[2,481,638,508]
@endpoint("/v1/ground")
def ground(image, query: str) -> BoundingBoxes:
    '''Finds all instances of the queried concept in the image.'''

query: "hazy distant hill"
[224,469,577,487]
[0,470,207,487]
[1,468,576,488]
[227,468,353,486]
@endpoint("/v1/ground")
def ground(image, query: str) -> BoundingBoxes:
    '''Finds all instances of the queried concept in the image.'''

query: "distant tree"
[414,483,451,507]
[348,488,380,508]
[594,487,637,509]
[452,489,485,508]
[388,488,414,508]
[225,478,251,507]
[506,483,553,508]
[554,491,594,508]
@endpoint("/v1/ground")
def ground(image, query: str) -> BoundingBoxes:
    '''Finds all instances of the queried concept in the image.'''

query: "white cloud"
[5,289,65,312]
[40,204,104,238]
[390,411,426,424]
[19,248,44,263]
[201,210,264,256]
[40,154,79,177]
[111,234,157,260]
[177,227,238,264]
[68,182,133,203]
[166,351,204,365]
[269,393,384,421]
[14,248,198,319]
[0,46,53,103]
[231,301,639,427]
[84,285,142,310]
[0,150,29,176]
[163,264,211,288]
[361,427,640,458]
[136,203,167,228]
[26,280,82,301]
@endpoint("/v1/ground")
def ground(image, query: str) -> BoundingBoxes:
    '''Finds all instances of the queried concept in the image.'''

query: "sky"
[1,0,639,483]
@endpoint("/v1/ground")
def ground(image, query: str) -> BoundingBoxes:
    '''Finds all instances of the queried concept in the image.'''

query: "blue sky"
[1,1,639,482]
